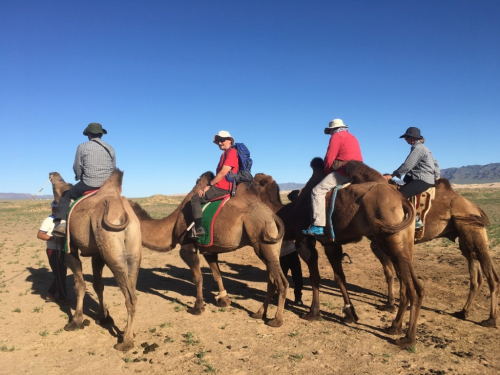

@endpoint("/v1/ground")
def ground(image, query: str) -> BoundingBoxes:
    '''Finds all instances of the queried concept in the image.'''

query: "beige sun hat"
[213,130,234,144]
[324,119,348,134]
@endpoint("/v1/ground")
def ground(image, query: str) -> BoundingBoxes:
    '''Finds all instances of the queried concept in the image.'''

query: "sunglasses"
[217,138,229,143]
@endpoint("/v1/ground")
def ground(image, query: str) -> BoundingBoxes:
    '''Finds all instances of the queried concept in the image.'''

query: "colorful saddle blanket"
[411,187,435,240]
[64,190,99,253]
[325,182,351,241]
[196,194,231,247]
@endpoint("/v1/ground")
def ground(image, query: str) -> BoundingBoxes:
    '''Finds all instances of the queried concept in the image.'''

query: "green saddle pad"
[197,195,230,246]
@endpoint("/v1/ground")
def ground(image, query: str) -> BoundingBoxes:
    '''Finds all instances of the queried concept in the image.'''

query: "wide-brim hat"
[324,119,348,134]
[213,130,234,144]
[399,127,422,139]
[83,123,107,136]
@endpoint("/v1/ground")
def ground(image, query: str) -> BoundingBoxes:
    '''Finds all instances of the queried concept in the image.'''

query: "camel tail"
[375,197,415,234]
[262,214,285,244]
[102,197,130,231]
[453,210,490,228]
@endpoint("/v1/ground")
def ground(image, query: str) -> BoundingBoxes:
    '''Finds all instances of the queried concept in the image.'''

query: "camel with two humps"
[129,171,289,327]
[50,170,141,351]
[253,159,423,348]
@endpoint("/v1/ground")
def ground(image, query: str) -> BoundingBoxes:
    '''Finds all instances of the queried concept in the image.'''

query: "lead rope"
[0,177,52,225]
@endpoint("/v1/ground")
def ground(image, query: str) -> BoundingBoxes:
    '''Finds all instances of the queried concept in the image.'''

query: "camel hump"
[99,169,124,195]
[343,161,386,183]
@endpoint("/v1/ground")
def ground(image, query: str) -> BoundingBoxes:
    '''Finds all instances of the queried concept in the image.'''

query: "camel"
[373,178,499,327]
[128,171,289,327]
[49,170,141,351]
[253,159,424,348]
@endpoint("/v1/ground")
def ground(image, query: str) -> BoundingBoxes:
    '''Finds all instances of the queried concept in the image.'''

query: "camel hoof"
[480,318,497,328]
[187,306,205,315]
[301,312,320,321]
[377,304,396,313]
[96,315,114,326]
[452,310,467,320]
[114,342,134,352]
[384,326,403,336]
[216,297,231,308]
[266,318,283,328]
[251,311,264,320]
[64,321,85,331]
[342,315,356,324]
[395,336,416,348]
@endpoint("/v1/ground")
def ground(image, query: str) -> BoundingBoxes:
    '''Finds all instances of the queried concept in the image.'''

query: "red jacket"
[324,131,363,175]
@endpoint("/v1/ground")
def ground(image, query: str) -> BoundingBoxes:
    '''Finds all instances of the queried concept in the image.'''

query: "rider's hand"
[198,186,210,197]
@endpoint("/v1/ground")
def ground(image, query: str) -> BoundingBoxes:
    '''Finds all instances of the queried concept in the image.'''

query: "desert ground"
[0,184,499,375]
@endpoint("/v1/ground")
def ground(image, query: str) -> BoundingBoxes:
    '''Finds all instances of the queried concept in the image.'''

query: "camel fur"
[129,171,289,327]
[253,159,423,348]
[49,170,141,351]
[374,178,499,327]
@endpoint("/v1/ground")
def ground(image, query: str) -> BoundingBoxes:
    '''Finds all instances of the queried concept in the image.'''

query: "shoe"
[189,226,206,239]
[45,293,57,303]
[52,220,67,238]
[294,299,304,306]
[302,226,324,236]
[415,217,423,229]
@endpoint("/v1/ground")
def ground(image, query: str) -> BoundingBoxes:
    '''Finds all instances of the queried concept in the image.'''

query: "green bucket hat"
[83,123,107,136]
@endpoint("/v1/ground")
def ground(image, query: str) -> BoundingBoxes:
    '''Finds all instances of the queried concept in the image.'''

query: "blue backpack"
[225,143,253,185]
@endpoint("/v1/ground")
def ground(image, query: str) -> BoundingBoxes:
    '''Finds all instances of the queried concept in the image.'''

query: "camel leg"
[297,237,322,321]
[250,242,288,327]
[92,255,112,326]
[324,243,358,323]
[455,230,499,327]
[202,253,231,307]
[370,242,397,312]
[64,248,87,331]
[180,244,205,315]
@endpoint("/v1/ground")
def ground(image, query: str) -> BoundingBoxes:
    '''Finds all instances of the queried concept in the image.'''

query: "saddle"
[410,187,435,240]
[193,194,231,247]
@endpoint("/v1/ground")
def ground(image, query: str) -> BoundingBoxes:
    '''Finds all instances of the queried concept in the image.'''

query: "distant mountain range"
[0,193,53,200]
[278,163,500,190]
[2,164,499,199]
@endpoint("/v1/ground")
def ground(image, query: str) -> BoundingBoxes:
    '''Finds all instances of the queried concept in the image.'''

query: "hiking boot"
[189,226,206,239]
[302,226,324,236]
[415,217,423,229]
[52,220,67,238]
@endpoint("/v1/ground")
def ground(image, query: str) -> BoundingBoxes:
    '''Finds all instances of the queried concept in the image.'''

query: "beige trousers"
[311,171,351,227]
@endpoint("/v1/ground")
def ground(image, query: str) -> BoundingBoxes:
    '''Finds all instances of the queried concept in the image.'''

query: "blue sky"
[1,1,499,197]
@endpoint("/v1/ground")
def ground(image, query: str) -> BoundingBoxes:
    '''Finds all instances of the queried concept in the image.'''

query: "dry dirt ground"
[1,186,499,375]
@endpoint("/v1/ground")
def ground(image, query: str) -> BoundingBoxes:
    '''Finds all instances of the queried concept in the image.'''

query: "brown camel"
[253,159,424,348]
[373,178,499,327]
[128,171,289,327]
[49,170,141,351]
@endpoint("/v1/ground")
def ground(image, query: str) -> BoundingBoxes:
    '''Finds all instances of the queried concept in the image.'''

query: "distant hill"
[278,163,500,190]
[440,163,500,184]
[0,193,53,200]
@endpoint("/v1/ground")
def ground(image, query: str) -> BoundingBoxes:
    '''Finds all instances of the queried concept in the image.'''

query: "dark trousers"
[280,251,303,301]
[46,249,68,299]
[399,180,433,199]
[190,186,230,221]
[55,180,99,221]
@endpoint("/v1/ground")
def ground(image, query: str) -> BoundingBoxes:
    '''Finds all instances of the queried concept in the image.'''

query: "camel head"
[49,172,73,203]
[252,173,283,211]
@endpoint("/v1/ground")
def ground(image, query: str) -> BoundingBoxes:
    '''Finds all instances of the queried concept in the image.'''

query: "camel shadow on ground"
[26,267,124,340]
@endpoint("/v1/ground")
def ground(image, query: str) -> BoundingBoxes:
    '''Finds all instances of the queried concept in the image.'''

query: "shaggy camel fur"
[50,170,141,351]
[373,178,499,327]
[254,159,424,348]
[129,171,289,327]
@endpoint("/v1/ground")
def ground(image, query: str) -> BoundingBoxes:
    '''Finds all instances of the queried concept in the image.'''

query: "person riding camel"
[52,123,116,237]
[189,130,239,239]
[302,118,363,237]
[384,126,440,227]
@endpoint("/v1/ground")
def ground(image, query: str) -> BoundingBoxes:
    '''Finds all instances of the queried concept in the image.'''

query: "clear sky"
[1,1,499,198]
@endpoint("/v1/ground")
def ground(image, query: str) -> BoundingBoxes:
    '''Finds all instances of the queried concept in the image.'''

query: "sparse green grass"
[32,306,43,313]
[290,353,304,361]
[0,345,15,352]
[149,327,157,333]
[321,301,335,310]
[53,329,64,335]
[183,332,200,346]
[406,345,417,353]
[272,352,284,359]
[39,330,49,337]
[288,330,299,337]
[12,308,21,313]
